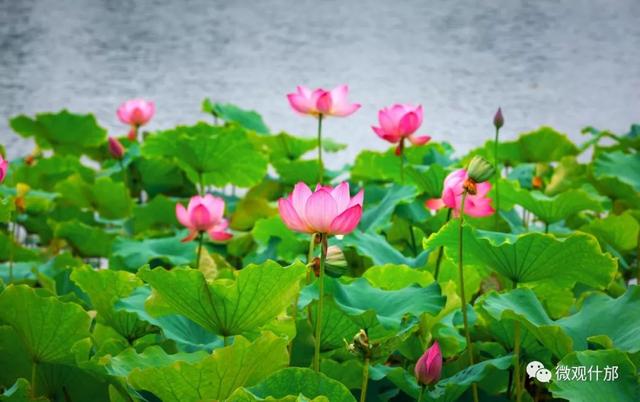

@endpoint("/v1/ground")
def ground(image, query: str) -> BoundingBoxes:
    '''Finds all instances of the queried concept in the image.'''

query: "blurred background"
[1,0,639,166]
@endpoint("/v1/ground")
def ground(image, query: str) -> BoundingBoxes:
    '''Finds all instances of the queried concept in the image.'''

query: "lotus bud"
[493,107,504,130]
[466,156,495,184]
[108,137,125,159]
[0,154,7,183]
[415,341,442,386]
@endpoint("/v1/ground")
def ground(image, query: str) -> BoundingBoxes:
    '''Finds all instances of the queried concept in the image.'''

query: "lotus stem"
[418,385,425,402]
[195,232,204,270]
[317,114,324,183]
[513,279,522,402]
[544,222,549,234]
[360,357,369,402]
[494,126,501,214]
[31,361,37,397]
[313,233,327,372]
[434,208,453,281]
[400,147,405,185]
[458,192,479,402]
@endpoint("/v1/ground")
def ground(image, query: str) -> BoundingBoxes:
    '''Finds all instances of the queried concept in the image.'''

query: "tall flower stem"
[494,126,501,214]
[418,385,426,402]
[317,114,324,183]
[399,140,405,184]
[360,357,369,402]
[513,279,522,402]
[458,192,479,402]
[434,208,453,280]
[195,232,204,270]
[307,233,317,283]
[312,233,328,372]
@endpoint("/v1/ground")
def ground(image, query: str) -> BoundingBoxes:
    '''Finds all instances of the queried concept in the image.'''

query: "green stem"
[223,335,230,346]
[195,232,204,270]
[513,279,521,402]
[360,358,369,402]
[418,385,425,402]
[458,192,479,402]
[434,208,453,281]
[494,126,501,213]
[399,141,405,184]
[317,114,324,183]
[9,221,15,283]
[313,233,327,372]
[544,222,549,234]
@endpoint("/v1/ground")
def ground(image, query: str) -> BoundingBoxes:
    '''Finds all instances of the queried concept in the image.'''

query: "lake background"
[1,0,639,167]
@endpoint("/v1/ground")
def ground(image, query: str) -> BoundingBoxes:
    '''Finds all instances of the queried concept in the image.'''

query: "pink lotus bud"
[108,137,125,159]
[415,341,442,386]
[117,99,155,126]
[0,154,8,183]
[287,85,360,117]
[441,169,494,218]
[278,182,363,235]
[176,195,232,242]
[372,104,431,148]
[493,107,504,130]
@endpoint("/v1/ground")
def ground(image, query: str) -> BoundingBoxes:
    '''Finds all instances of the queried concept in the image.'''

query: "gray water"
[1,0,640,167]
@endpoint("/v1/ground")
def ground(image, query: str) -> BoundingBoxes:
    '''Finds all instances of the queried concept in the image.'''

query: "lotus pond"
[0,92,639,402]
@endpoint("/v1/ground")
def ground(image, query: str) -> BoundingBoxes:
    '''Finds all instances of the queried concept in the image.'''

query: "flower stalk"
[317,114,324,183]
[313,233,328,372]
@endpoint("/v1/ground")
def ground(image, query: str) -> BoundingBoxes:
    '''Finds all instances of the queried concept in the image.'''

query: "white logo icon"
[526,361,551,383]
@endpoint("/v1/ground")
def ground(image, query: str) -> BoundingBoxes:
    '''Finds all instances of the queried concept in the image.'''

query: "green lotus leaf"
[0,197,15,223]
[341,231,429,268]
[103,345,208,378]
[202,99,270,134]
[362,264,434,290]
[272,158,321,184]
[549,349,639,401]
[233,368,356,402]
[482,287,640,357]
[405,163,447,198]
[593,150,640,192]
[54,220,114,258]
[139,261,306,336]
[10,110,107,156]
[256,132,317,161]
[0,285,91,365]
[252,216,307,261]
[0,232,40,262]
[231,195,277,231]
[0,378,47,402]
[109,233,195,271]
[580,212,640,253]
[301,277,444,330]
[70,266,147,339]
[359,184,418,232]
[501,180,604,224]
[128,333,288,402]
[130,194,178,234]
[134,157,195,198]
[91,177,134,219]
[115,286,222,351]
[0,325,31,388]
[424,220,616,290]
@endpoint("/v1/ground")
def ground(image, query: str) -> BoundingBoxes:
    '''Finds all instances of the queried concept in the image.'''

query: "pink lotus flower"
[372,104,431,153]
[287,85,361,117]
[117,99,155,127]
[108,137,125,159]
[176,195,232,242]
[0,154,7,183]
[278,182,363,235]
[415,341,442,386]
[434,169,494,217]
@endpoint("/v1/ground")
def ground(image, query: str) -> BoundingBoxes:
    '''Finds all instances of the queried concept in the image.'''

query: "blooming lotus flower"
[117,99,155,126]
[175,195,232,242]
[287,85,360,117]
[278,182,363,235]
[108,137,125,159]
[440,169,494,217]
[372,104,431,153]
[0,154,7,183]
[415,341,442,386]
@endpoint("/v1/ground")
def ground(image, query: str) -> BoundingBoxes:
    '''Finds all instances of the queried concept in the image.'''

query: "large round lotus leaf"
[481,287,640,357]
[424,220,616,291]
[128,333,288,402]
[10,110,107,156]
[0,285,91,365]
[139,261,306,336]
